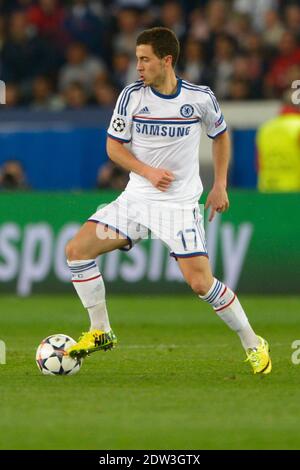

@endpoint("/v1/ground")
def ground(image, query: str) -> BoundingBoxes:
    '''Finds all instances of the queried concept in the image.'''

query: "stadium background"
[0,0,300,451]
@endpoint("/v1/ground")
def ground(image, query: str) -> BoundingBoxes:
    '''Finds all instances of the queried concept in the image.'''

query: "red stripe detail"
[220,286,227,297]
[133,115,198,121]
[72,274,102,283]
[215,294,236,312]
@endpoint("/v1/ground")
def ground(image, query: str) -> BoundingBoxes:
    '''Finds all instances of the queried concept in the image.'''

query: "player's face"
[136,44,170,87]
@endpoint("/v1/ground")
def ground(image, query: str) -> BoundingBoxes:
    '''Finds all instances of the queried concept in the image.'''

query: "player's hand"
[144,167,175,192]
[205,184,229,222]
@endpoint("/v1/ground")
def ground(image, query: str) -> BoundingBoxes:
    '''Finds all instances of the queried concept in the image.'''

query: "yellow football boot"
[67,329,117,359]
[245,336,272,375]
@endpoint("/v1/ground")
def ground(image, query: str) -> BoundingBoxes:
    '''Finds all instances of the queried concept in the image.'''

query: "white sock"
[68,259,111,333]
[199,278,259,350]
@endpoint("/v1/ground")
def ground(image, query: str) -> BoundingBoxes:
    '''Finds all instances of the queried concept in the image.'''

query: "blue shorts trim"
[88,219,133,251]
[170,251,209,260]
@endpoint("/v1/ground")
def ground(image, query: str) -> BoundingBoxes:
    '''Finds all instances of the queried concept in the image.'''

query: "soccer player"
[66,27,271,375]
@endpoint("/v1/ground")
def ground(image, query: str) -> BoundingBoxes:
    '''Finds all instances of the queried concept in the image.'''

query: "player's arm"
[106,137,174,192]
[205,130,230,222]
[202,89,230,222]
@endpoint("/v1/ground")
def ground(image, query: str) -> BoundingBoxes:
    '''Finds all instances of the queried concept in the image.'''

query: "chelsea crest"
[180,104,194,118]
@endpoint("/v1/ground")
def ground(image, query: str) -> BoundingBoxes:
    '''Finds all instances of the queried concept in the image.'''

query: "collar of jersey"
[150,78,182,99]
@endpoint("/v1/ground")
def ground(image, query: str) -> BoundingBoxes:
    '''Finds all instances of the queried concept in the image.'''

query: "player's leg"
[66,220,128,331]
[65,195,149,358]
[65,221,128,357]
[66,220,129,260]
[177,255,271,374]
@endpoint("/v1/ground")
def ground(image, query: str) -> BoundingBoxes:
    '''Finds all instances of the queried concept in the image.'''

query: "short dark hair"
[136,27,180,68]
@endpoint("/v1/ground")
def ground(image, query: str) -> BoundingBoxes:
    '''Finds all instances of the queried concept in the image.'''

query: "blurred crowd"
[0,0,299,109]
[0,157,128,190]
[0,159,30,189]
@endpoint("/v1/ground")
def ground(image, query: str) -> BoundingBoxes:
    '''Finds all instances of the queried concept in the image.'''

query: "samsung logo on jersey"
[135,123,191,137]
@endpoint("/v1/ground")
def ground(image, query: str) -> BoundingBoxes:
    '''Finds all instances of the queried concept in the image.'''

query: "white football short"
[88,193,208,259]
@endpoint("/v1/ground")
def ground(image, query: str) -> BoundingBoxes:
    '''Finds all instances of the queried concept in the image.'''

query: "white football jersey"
[107,78,227,207]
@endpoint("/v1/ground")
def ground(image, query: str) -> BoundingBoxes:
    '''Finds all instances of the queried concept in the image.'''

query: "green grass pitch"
[0,294,300,450]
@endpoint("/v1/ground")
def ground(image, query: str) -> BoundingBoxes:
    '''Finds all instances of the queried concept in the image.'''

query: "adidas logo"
[138,106,150,114]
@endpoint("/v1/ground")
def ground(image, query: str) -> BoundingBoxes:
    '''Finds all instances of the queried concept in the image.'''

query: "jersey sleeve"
[107,82,142,143]
[201,88,227,139]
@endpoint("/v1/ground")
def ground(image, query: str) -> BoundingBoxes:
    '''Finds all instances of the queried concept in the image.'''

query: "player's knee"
[189,277,210,296]
[65,239,83,261]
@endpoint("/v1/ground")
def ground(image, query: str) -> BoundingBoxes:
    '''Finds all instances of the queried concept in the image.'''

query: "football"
[36,334,82,376]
